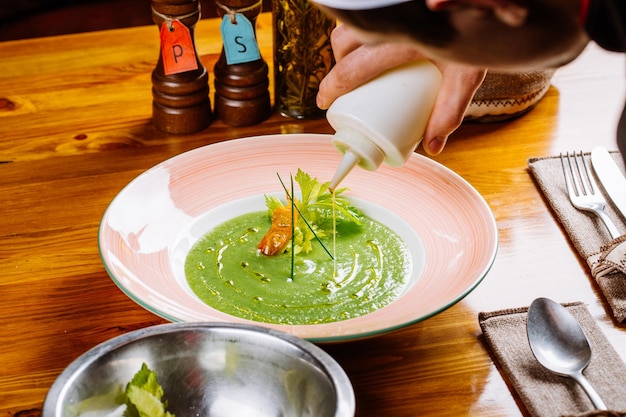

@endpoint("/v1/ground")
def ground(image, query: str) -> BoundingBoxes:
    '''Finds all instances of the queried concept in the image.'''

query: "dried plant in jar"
[272,0,335,119]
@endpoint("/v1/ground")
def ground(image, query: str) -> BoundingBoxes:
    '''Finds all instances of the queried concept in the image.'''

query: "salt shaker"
[213,0,271,126]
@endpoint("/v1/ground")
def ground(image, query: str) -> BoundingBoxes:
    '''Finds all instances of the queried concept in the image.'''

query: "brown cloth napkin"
[479,302,626,417]
[528,152,626,322]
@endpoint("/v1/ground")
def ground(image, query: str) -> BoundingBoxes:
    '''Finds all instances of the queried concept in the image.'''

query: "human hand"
[316,24,487,155]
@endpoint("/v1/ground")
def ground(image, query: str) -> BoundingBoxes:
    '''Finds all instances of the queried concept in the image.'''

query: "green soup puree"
[185,211,412,324]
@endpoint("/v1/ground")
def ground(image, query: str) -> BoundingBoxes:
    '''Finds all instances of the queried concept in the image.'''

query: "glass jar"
[272,0,335,119]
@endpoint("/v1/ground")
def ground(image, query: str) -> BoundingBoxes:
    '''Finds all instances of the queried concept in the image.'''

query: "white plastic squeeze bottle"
[327,60,443,190]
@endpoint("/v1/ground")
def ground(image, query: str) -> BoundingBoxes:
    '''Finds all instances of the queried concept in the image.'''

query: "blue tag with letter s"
[220,13,261,65]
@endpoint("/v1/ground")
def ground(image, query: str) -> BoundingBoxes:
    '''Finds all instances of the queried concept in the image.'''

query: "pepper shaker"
[151,0,211,134]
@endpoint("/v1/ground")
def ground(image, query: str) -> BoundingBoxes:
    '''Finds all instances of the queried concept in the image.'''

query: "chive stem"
[290,174,295,281]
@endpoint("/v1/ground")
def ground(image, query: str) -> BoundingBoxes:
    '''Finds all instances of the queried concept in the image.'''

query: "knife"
[591,146,626,221]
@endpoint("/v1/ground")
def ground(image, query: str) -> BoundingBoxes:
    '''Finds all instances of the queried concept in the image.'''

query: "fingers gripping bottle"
[327,60,442,190]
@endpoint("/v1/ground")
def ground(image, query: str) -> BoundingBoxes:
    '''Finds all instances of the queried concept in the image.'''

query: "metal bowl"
[43,322,355,417]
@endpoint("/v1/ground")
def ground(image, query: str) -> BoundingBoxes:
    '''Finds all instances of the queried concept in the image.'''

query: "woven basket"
[465,69,556,122]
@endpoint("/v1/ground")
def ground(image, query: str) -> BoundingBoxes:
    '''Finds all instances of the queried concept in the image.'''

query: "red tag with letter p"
[160,20,199,75]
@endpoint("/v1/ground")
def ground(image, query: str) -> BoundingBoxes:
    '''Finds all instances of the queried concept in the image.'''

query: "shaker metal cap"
[312,0,412,10]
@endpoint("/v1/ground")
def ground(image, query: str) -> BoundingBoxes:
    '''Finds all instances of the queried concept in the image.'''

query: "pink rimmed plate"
[98,134,497,342]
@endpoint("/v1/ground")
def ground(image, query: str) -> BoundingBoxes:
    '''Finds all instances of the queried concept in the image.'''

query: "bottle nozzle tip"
[329,151,360,191]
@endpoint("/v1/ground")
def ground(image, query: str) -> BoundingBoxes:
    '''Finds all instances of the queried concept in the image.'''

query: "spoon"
[526,297,607,410]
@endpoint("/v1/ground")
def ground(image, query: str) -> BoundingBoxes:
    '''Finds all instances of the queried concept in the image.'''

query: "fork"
[560,150,620,239]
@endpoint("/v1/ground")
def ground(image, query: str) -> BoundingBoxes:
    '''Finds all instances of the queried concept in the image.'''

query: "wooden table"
[1,13,625,417]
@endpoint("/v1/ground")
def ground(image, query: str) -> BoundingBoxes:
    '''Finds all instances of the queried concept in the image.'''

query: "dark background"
[0,0,272,41]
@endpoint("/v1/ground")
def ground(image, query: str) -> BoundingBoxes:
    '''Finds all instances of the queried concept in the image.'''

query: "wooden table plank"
[1,12,625,417]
